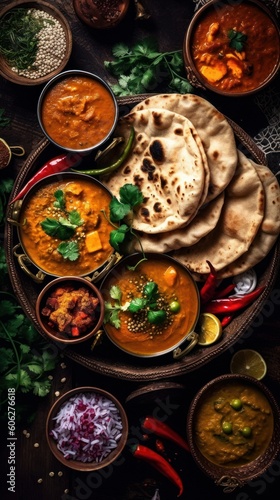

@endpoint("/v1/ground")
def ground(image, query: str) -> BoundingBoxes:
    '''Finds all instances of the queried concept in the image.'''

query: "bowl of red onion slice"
[46,386,128,470]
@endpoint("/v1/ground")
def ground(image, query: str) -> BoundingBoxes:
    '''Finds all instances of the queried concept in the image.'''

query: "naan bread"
[129,192,224,253]
[218,161,280,277]
[173,151,265,274]
[133,93,238,203]
[102,108,207,233]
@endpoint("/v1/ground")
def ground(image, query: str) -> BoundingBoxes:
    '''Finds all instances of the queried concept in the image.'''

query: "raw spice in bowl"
[49,392,123,462]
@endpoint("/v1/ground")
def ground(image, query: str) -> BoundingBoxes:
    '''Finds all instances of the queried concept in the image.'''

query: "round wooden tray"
[5,94,280,381]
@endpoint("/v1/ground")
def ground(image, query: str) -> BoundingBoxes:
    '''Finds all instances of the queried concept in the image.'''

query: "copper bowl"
[35,276,105,344]
[46,386,128,470]
[186,374,280,491]
[73,0,130,30]
[183,0,280,97]
[0,1,72,86]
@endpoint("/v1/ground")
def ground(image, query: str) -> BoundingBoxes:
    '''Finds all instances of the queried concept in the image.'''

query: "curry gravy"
[195,382,274,467]
[19,177,113,276]
[102,257,199,356]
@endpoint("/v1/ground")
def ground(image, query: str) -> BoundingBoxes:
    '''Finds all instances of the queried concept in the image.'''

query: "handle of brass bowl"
[87,252,123,283]
[90,330,104,351]
[184,65,206,90]
[9,145,25,157]
[13,244,46,284]
[172,332,199,360]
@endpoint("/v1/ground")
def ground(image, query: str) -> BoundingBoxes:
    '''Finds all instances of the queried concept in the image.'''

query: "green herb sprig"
[0,294,57,423]
[0,7,53,70]
[228,29,247,52]
[0,108,11,128]
[104,281,167,329]
[104,38,193,96]
[40,189,83,261]
[103,183,146,269]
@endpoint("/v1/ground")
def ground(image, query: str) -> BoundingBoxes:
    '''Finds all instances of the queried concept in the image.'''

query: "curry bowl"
[99,253,200,359]
[0,1,72,86]
[183,0,280,97]
[46,386,128,470]
[186,374,280,490]
[9,172,117,282]
[37,69,118,153]
[35,276,105,344]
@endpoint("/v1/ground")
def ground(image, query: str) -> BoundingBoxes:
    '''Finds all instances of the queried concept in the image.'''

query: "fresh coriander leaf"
[119,184,144,208]
[111,42,130,58]
[41,350,56,372]
[19,344,30,354]
[57,241,79,261]
[110,285,122,302]
[109,224,129,251]
[53,189,65,209]
[0,300,18,318]
[110,197,131,222]
[6,314,26,336]
[228,29,247,52]
[147,309,167,325]
[128,297,147,313]
[33,379,52,397]
[22,324,39,344]
[41,217,76,239]
[27,363,43,376]
[143,281,159,301]
[0,348,14,373]
[104,308,121,328]
[68,209,84,226]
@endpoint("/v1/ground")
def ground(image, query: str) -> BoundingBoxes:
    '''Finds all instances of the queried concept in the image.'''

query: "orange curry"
[191,2,280,93]
[19,176,113,276]
[41,75,116,150]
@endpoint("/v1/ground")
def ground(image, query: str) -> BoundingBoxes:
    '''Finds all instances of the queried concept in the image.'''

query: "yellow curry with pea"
[102,257,199,357]
[19,177,114,277]
[191,1,280,93]
[195,382,274,467]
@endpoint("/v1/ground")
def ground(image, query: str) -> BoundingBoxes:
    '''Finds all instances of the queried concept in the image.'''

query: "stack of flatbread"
[102,94,280,280]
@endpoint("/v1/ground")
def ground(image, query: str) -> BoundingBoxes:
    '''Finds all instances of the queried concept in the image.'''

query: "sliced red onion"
[50,392,123,462]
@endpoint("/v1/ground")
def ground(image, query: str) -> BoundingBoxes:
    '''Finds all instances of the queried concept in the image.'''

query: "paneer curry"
[19,175,114,276]
[190,1,280,93]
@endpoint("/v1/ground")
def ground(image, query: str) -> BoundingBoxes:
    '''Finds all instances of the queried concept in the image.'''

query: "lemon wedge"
[230,349,267,380]
[197,312,222,346]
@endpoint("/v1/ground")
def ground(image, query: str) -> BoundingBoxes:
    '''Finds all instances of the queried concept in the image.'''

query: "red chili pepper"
[71,326,80,337]
[212,283,236,300]
[141,416,190,453]
[203,286,265,315]
[131,444,183,497]
[10,152,83,204]
[221,315,233,327]
[199,260,218,304]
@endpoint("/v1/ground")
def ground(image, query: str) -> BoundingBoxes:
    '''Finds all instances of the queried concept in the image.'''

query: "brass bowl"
[183,0,280,97]
[46,386,128,470]
[35,276,105,344]
[0,1,72,86]
[186,374,280,491]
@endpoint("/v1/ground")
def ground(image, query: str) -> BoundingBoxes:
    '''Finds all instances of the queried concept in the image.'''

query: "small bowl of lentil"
[0,1,72,86]
[35,276,105,344]
[46,386,128,471]
[37,69,119,153]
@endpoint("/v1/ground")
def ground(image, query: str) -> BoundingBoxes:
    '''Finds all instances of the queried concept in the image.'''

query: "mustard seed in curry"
[195,382,274,467]
[191,1,280,93]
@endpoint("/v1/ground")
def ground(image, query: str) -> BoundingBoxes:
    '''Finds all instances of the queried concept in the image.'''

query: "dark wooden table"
[1,1,280,499]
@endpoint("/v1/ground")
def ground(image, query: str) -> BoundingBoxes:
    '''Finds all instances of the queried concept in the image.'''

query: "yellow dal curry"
[41,75,116,150]
[102,257,199,357]
[19,177,113,277]
[195,382,274,467]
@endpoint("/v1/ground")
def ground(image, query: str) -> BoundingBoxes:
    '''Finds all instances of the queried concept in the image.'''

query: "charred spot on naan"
[149,139,164,163]
[141,158,156,180]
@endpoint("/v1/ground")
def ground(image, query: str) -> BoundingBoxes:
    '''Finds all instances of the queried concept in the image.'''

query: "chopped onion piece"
[50,392,123,462]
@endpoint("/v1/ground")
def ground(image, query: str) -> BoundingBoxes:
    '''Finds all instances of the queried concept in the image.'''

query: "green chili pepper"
[71,126,135,176]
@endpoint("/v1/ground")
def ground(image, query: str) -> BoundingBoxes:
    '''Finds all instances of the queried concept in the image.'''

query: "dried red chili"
[131,444,184,497]
[221,315,233,327]
[199,260,218,304]
[141,416,190,453]
[10,152,83,203]
[203,286,265,315]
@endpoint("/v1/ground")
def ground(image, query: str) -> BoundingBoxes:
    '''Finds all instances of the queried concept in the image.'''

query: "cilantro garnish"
[228,29,247,52]
[40,189,84,261]
[0,293,57,423]
[104,280,167,329]
[104,38,193,96]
